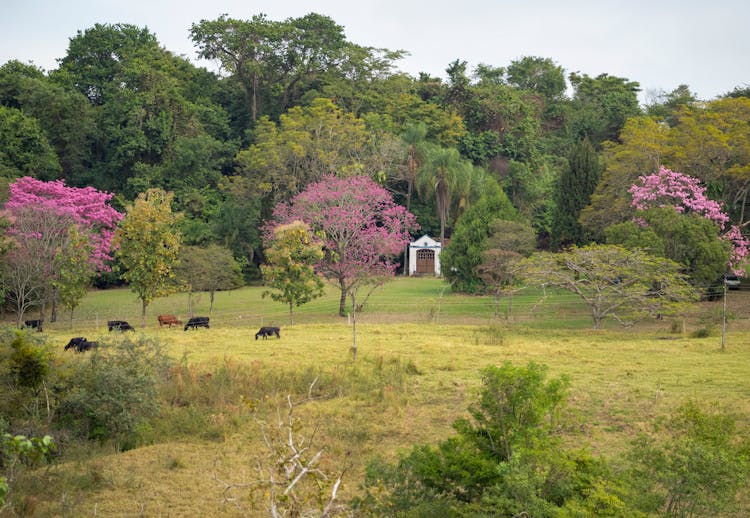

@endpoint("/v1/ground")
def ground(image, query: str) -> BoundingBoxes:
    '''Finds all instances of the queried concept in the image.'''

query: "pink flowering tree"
[629,166,749,274]
[3,177,122,324]
[268,175,418,327]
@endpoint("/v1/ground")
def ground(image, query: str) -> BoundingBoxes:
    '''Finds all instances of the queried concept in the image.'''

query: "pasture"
[7,278,750,516]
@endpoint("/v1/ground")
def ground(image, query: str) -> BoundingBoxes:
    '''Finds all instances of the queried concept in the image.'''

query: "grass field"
[7,278,750,516]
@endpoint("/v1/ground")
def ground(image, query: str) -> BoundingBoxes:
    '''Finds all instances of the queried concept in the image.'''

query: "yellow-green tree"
[235,98,370,205]
[261,221,324,325]
[53,226,94,326]
[113,189,182,328]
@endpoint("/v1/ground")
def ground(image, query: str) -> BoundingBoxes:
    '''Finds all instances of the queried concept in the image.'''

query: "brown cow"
[158,315,183,328]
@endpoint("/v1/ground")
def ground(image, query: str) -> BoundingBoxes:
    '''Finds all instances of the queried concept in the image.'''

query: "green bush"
[626,401,750,517]
[0,328,54,428]
[55,336,170,448]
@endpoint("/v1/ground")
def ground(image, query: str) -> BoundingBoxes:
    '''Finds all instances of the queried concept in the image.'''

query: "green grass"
[8,278,750,516]
[32,277,598,332]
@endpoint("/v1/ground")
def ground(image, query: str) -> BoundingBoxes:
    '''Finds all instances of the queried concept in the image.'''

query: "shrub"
[0,328,54,427]
[626,401,750,517]
[55,336,170,447]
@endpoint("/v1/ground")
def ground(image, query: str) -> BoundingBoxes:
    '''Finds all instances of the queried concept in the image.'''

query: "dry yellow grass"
[18,312,750,517]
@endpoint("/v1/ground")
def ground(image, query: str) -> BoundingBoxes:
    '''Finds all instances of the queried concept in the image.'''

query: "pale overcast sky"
[2,0,749,102]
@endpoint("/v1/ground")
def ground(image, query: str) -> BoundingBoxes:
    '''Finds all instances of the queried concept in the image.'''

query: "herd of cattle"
[55,315,281,353]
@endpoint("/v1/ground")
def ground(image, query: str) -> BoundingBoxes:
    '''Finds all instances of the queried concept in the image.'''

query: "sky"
[2,0,749,103]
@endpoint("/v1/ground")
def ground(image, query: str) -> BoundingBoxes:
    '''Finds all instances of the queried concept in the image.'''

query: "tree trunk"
[338,280,347,317]
[50,287,58,323]
[508,292,513,319]
[210,289,215,315]
[289,302,294,326]
[141,298,147,328]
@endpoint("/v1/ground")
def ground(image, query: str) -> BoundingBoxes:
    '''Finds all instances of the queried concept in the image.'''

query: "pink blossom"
[267,175,418,294]
[5,177,123,271]
[629,166,748,272]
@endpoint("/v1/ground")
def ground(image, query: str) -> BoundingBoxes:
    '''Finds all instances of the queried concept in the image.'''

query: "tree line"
[1,13,749,327]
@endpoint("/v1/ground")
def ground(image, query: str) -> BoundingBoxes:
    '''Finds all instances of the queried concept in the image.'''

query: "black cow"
[108,320,135,332]
[24,319,43,332]
[184,316,210,331]
[64,337,97,352]
[255,326,280,340]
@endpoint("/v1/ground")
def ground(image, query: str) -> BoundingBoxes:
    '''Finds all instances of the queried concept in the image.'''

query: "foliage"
[568,72,641,146]
[174,244,243,314]
[605,207,731,288]
[628,166,748,272]
[5,176,122,271]
[415,145,475,245]
[54,226,95,321]
[261,221,325,325]
[476,219,536,316]
[0,329,53,427]
[1,432,56,508]
[358,363,634,517]
[505,56,567,102]
[0,105,61,180]
[441,179,518,292]
[113,188,183,327]
[456,362,570,462]
[552,137,601,248]
[582,98,750,243]
[235,98,371,208]
[519,244,700,329]
[627,401,750,517]
[269,175,417,318]
[55,336,170,446]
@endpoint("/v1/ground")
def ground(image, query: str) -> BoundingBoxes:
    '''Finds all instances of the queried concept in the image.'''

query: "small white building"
[408,235,442,276]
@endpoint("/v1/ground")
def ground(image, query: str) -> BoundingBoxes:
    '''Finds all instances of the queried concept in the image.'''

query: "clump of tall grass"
[472,324,505,346]
[152,353,421,442]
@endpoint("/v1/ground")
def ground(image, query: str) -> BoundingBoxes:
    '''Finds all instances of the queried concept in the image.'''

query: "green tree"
[580,116,670,240]
[0,60,95,184]
[234,98,371,209]
[53,226,95,325]
[441,179,518,292]
[0,106,60,180]
[552,137,601,248]
[628,401,749,517]
[174,244,244,316]
[261,221,325,325]
[506,56,567,103]
[358,363,633,516]
[605,207,731,288]
[476,220,536,317]
[568,72,641,146]
[519,244,700,329]
[456,363,569,462]
[416,145,473,245]
[113,189,182,328]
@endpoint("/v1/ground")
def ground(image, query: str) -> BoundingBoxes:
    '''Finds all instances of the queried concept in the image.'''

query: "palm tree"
[416,145,472,245]
[399,121,428,212]
[398,122,428,274]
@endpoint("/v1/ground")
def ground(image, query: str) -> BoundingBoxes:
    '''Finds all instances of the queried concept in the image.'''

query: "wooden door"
[416,249,434,274]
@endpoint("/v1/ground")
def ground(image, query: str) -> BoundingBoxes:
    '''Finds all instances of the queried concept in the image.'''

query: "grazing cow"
[108,320,135,332]
[158,315,183,328]
[255,326,281,340]
[184,316,210,331]
[24,319,43,332]
[64,337,97,352]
